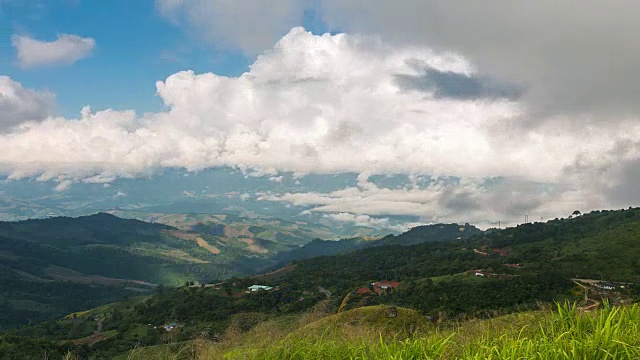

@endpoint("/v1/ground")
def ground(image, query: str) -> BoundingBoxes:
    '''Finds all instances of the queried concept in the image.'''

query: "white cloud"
[12,34,95,68]
[260,176,588,229]
[0,76,54,129]
[0,28,638,225]
[1,28,530,180]
[54,179,72,192]
[323,212,417,232]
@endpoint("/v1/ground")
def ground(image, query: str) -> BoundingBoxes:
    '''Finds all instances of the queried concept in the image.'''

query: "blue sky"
[0,0,328,118]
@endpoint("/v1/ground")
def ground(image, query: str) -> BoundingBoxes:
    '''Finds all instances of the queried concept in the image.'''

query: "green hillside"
[3,207,640,358]
[0,213,263,329]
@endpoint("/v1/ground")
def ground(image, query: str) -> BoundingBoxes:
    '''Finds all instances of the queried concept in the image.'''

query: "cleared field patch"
[224,225,254,238]
[71,330,117,346]
[13,269,52,282]
[239,238,268,254]
[196,237,221,254]
[166,230,221,254]
[161,249,210,263]
[44,266,157,288]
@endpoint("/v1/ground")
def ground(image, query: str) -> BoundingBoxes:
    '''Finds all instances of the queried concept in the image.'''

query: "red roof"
[356,287,373,295]
[373,281,400,288]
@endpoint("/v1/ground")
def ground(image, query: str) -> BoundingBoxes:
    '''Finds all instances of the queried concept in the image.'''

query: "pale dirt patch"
[164,230,221,255]
[224,225,254,238]
[239,238,268,254]
[196,237,221,254]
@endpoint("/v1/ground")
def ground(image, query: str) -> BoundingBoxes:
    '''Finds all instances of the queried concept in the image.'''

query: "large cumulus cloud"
[1,28,531,180]
[2,28,639,228]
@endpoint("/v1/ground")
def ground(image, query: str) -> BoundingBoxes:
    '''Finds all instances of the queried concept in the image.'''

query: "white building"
[248,285,273,292]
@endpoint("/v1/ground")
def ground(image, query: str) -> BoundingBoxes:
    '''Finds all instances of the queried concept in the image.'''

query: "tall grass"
[121,303,640,359]
[221,303,640,360]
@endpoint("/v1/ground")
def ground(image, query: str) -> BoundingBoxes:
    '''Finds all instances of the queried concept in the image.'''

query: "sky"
[1,0,640,230]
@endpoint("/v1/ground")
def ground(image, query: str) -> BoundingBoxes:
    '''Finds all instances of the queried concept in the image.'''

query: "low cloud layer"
[259,175,587,229]
[12,34,95,68]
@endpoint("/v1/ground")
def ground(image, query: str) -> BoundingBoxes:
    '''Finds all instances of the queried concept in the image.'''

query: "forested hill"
[277,208,640,294]
[272,223,482,266]
[381,222,482,246]
[0,213,222,329]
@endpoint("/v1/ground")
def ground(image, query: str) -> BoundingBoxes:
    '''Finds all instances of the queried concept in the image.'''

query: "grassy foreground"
[129,302,640,359]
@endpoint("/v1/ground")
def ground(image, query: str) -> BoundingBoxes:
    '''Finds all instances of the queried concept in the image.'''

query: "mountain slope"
[271,223,482,267]
[0,213,245,328]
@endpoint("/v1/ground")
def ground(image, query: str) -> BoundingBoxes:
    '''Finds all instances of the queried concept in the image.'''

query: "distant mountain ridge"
[271,223,482,267]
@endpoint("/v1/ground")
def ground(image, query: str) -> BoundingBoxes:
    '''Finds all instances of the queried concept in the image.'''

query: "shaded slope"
[272,223,482,267]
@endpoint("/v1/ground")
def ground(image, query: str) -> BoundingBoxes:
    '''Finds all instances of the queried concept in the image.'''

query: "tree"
[572,210,581,216]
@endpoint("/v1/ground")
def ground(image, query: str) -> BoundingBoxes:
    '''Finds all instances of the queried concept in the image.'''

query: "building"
[247,285,273,292]
[164,323,177,331]
[372,281,400,290]
[357,281,400,296]
[595,282,617,291]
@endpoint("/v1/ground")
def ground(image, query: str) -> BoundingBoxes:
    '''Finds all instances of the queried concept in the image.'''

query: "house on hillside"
[506,263,522,268]
[164,323,177,331]
[371,280,400,295]
[595,282,617,291]
[372,281,400,290]
[357,281,400,296]
[247,285,273,292]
